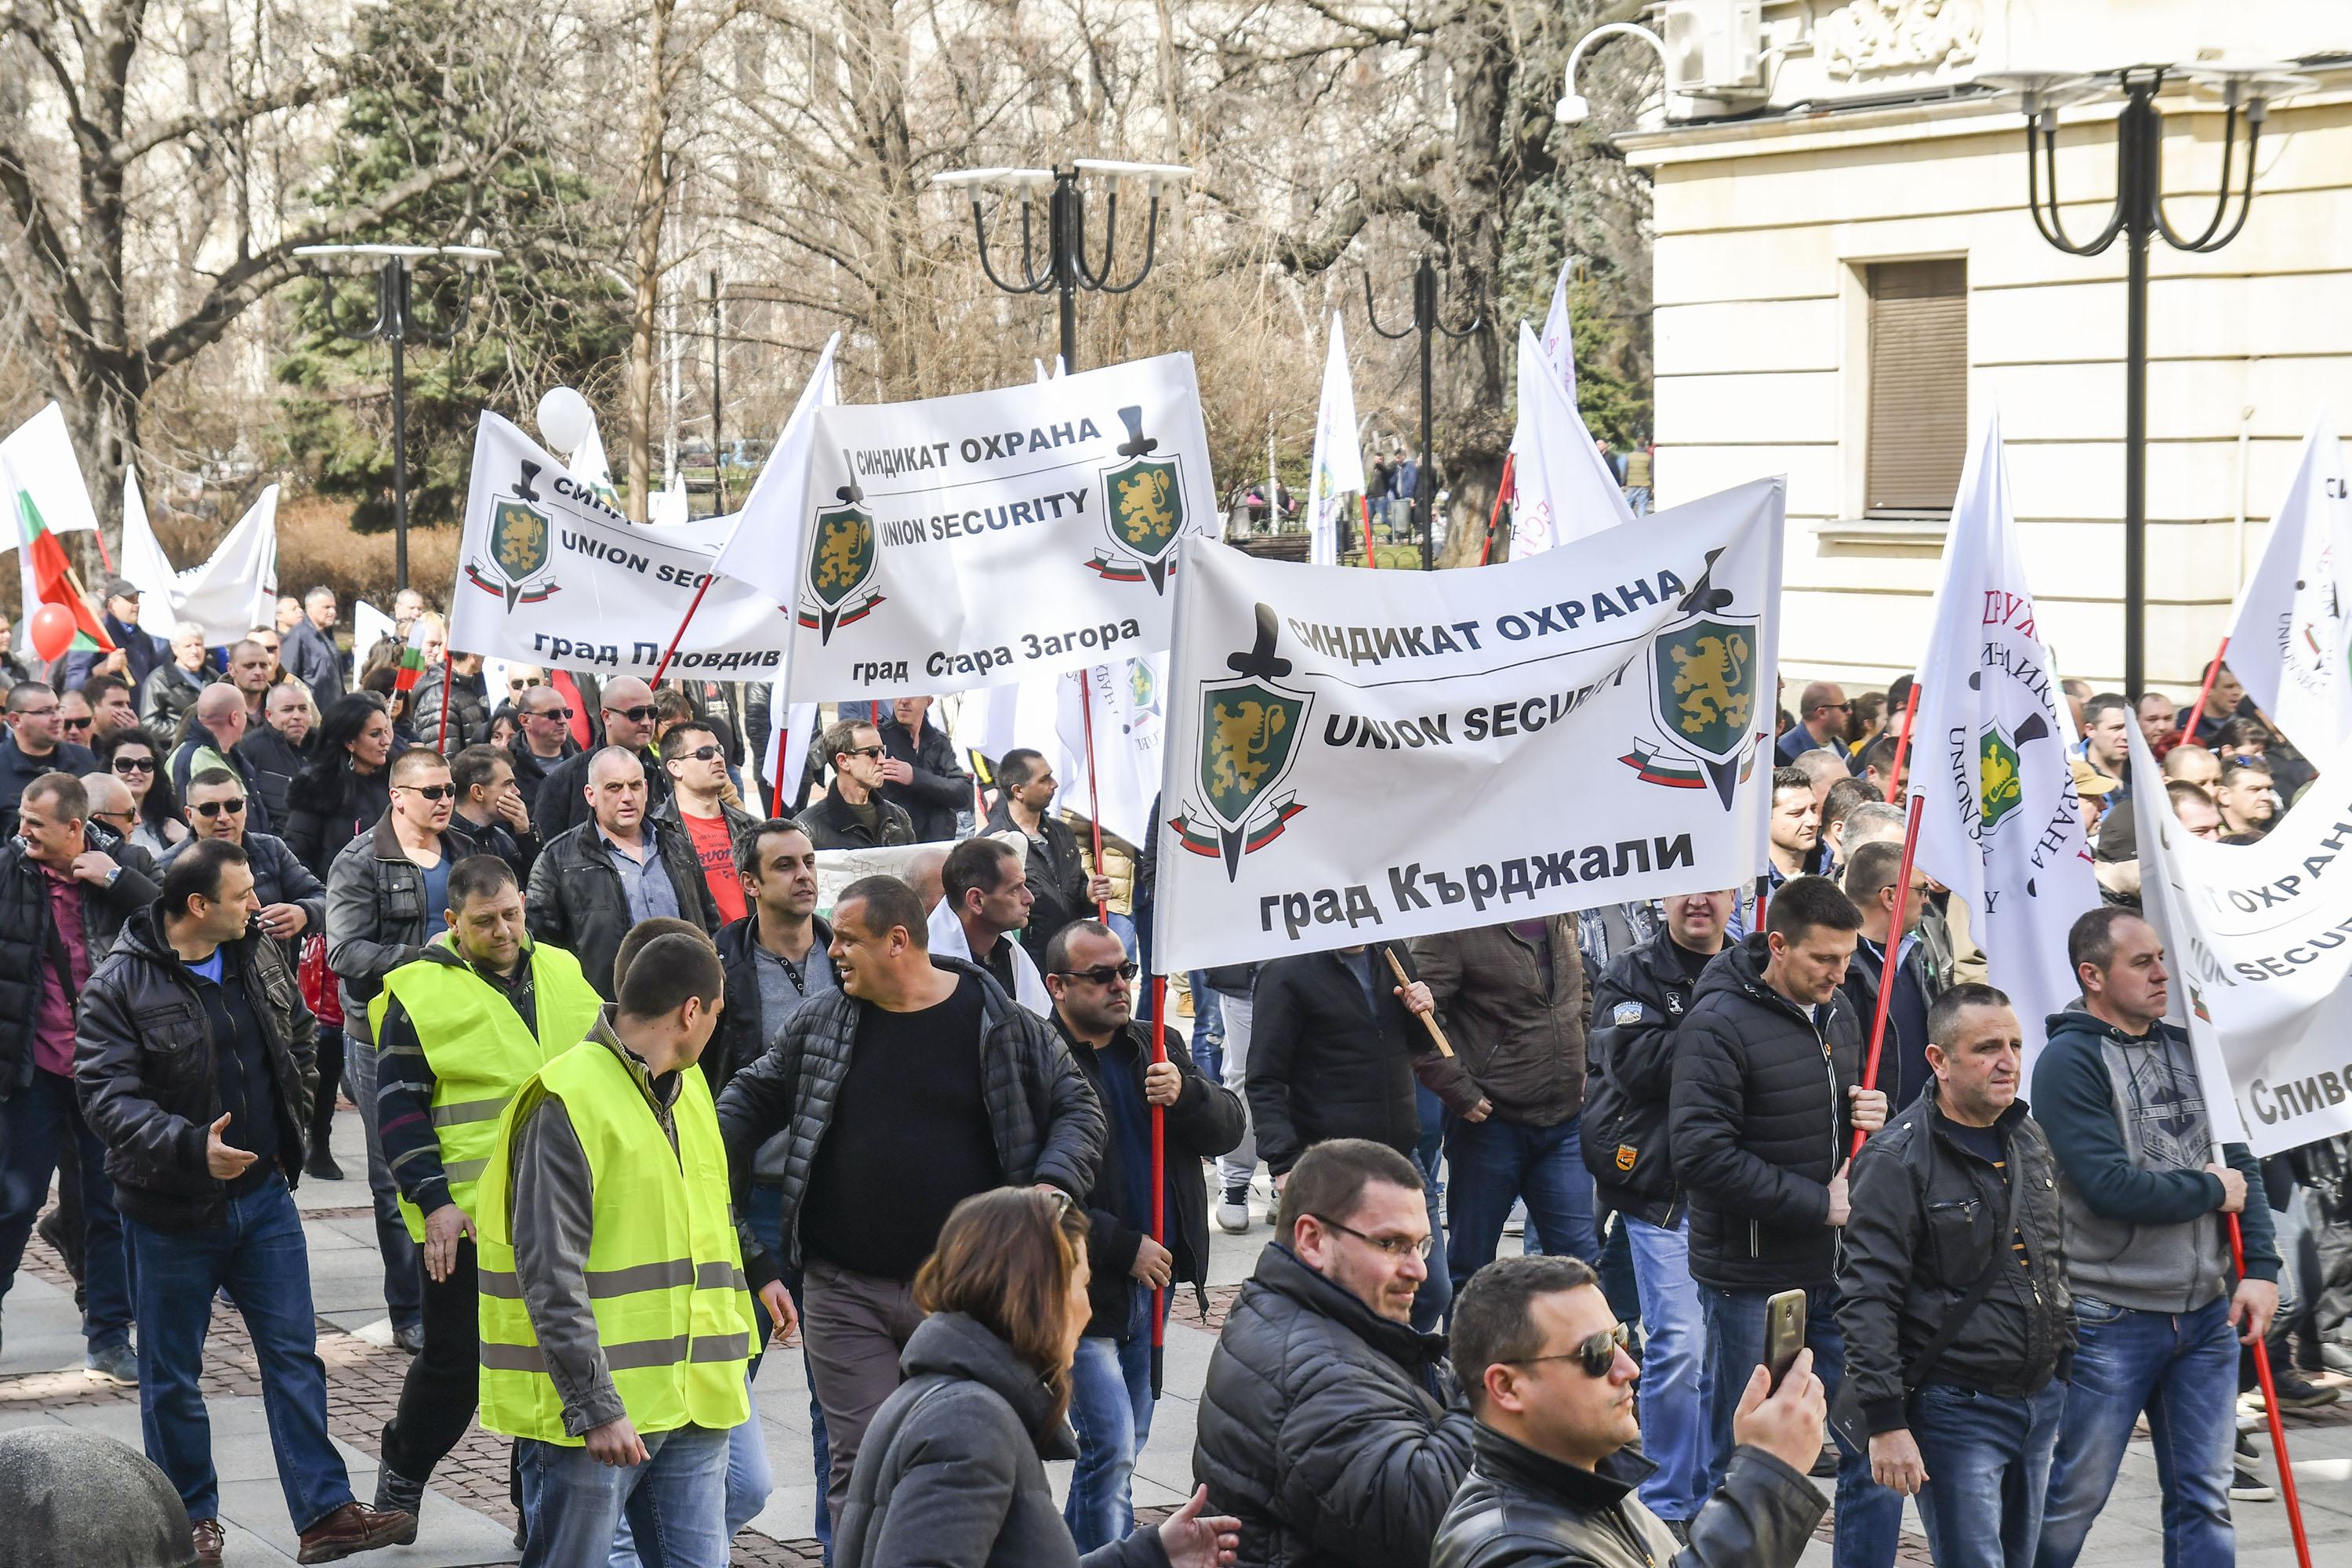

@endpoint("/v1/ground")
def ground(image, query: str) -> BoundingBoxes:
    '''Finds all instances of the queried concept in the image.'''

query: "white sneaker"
[1216,1186,1252,1234]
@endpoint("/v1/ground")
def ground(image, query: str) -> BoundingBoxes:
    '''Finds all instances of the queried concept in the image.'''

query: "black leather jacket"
[0,826,160,1098]
[1584,930,1716,1226]
[1433,1424,1825,1568]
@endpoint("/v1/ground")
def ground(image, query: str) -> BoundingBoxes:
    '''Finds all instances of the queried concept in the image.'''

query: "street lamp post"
[1983,63,2310,696]
[1363,256,1481,572]
[294,242,500,591]
[935,161,1193,372]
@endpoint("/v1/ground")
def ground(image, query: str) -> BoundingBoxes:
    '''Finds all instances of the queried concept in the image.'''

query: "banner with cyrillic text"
[782,353,1216,698]
[1152,478,1785,971]
[447,412,790,681]
[2132,721,2352,1156]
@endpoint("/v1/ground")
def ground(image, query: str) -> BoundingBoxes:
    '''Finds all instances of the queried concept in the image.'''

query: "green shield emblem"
[1197,674,1311,875]
[488,499,552,609]
[1979,724,2024,829]
[1103,455,1185,592]
[1650,617,1759,765]
[808,506,876,608]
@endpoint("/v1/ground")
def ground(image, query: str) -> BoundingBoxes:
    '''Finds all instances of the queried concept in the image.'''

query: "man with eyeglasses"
[2,681,100,838]
[1777,681,1852,765]
[326,748,471,1356]
[526,747,720,1003]
[1435,1254,1828,1568]
[506,683,579,818]
[171,684,274,837]
[1194,1137,1474,1568]
[1048,919,1243,1551]
[715,873,1102,1529]
[795,718,915,851]
[656,722,756,924]
[532,677,666,846]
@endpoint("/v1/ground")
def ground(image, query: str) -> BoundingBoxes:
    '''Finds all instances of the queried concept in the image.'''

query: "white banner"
[122,481,280,644]
[4,403,103,622]
[1508,321,1632,557]
[1911,412,2100,1064]
[713,333,840,608]
[447,413,789,681]
[1058,656,1167,848]
[1535,260,1576,405]
[783,353,1216,699]
[352,598,397,670]
[1152,479,1784,971]
[2225,414,2352,757]
[2122,723,2352,1154]
[1306,314,1366,567]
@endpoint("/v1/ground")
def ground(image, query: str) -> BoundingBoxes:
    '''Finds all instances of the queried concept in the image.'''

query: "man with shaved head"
[1777,679,1851,764]
[530,675,668,846]
[169,684,274,834]
[527,745,720,1000]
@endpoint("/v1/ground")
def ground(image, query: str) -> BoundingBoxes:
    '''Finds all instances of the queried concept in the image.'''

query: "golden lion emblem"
[813,517,869,590]
[495,510,544,576]
[1115,469,1177,546]
[1668,633,1753,736]
[1980,742,2021,815]
[1208,699,1287,797]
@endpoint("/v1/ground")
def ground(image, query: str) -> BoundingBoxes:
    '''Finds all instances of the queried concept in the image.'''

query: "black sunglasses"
[607,704,658,724]
[399,782,456,801]
[111,756,156,775]
[1512,1322,1632,1379]
[676,743,724,764]
[528,706,574,721]
[1057,961,1139,985]
[843,745,887,760]
[60,715,92,731]
[510,677,544,690]
[192,798,247,818]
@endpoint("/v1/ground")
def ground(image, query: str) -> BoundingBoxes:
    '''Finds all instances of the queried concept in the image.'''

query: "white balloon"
[535,386,593,458]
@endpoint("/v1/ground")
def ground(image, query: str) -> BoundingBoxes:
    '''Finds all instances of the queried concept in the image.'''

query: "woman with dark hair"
[98,725,187,855]
[835,1188,1240,1568]
[284,692,398,880]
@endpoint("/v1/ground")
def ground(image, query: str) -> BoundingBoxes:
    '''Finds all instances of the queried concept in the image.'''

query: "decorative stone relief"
[1818,0,1984,79]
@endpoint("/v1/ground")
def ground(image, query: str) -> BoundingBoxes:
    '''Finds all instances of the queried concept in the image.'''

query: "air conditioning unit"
[1661,0,1763,96]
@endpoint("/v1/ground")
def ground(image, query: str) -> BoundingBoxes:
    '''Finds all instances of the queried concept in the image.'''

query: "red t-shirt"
[681,808,746,924]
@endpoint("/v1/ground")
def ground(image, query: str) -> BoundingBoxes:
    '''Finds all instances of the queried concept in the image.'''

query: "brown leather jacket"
[1409,917,1592,1127]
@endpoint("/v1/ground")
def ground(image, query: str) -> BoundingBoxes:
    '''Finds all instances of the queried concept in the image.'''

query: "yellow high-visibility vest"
[474,1037,752,1444]
[369,938,604,1243]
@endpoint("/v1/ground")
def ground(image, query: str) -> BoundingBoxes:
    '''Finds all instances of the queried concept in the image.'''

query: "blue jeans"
[0,1068,132,1350]
[1911,1381,2067,1568]
[1598,1214,1641,1330]
[1703,1280,1900,1568]
[1626,1216,1710,1522]
[747,1181,830,1557]
[2034,1294,2237,1568]
[129,1174,353,1530]
[1628,485,1653,517]
[1065,1283,1167,1551]
[1445,1112,1600,1281]
[520,1424,730,1568]
[343,1031,423,1331]
[1411,1084,1452,1333]
[1187,974,1224,1086]
[609,1384,768,1566]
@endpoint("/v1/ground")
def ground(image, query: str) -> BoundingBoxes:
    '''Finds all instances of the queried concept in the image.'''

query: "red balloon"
[27,602,77,662]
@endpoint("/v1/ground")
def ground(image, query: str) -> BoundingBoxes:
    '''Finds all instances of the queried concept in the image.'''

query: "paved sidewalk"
[5,1107,2352,1564]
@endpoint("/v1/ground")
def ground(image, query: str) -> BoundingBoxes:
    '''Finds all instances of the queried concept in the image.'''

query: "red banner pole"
[2189,637,2230,746]
[770,722,788,817]
[433,670,452,756]
[1080,674,1108,921]
[1358,493,1378,568]
[2232,1208,2315,1568]
[1148,972,1168,1390]
[1852,790,1925,1157]
[1477,453,1515,567]
[1882,684,1921,804]
[648,572,717,686]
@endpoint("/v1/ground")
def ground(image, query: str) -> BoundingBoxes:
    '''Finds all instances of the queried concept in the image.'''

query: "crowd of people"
[2,581,2346,1568]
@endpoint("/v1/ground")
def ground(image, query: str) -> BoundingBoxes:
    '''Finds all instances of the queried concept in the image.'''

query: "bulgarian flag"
[392,619,432,692]
[11,471,114,654]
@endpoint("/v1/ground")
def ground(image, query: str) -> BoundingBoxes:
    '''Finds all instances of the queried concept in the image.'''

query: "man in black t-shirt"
[714,873,1104,1526]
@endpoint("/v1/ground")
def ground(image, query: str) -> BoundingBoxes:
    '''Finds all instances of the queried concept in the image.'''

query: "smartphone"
[1763,1289,1807,1392]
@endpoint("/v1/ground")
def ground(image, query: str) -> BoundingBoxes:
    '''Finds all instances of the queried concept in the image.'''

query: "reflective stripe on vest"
[369,938,604,1243]
[473,1038,753,1445]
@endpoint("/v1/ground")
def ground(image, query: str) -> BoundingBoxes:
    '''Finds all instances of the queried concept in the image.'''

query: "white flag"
[1910,412,2100,1063]
[758,674,818,816]
[1056,656,1167,848]
[713,333,840,608]
[352,599,397,669]
[2223,413,2352,755]
[1305,314,1367,567]
[1534,260,1577,405]
[2,403,103,622]
[120,474,278,643]
[118,467,183,637]
[1507,321,1632,557]
[570,412,625,513]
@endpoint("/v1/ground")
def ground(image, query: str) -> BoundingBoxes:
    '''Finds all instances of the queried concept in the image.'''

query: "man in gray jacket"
[715,873,1103,1526]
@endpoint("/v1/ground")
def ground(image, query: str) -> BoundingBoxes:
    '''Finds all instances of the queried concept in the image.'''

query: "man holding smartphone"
[1837,985,2076,1568]
[1668,875,1896,1566]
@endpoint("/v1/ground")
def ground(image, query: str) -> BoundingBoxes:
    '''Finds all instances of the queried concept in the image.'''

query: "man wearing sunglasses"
[1195,1137,1474,1568]
[1436,1254,1829,1568]
[1777,681,1853,765]
[170,684,274,837]
[795,718,915,852]
[1047,919,1243,1551]
[656,723,757,925]
[164,768,324,951]
[532,677,667,846]
[506,684,581,818]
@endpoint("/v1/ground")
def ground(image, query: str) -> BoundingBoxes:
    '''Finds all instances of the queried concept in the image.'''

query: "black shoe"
[2249,1366,2340,1411]
[373,1465,426,1521]
[305,1149,344,1181]
[393,1323,426,1356]
[2232,1434,2276,1501]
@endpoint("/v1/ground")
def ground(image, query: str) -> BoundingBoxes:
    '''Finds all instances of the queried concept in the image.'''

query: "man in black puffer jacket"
[1194,1138,1475,1568]
[1668,874,1896,1568]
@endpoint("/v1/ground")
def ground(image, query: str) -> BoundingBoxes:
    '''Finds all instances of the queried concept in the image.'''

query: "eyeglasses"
[677,744,724,764]
[1056,961,1139,985]
[398,782,456,801]
[1308,1214,1434,1260]
[191,798,247,818]
[526,706,574,721]
[844,746,887,760]
[1510,1323,1633,1380]
[15,704,58,719]
[111,757,155,775]
[607,704,658,724]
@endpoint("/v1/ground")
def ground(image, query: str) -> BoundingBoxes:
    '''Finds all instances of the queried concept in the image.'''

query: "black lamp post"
[1364,256,1481,572]
[1984,63,2310,695]
[936,161,1192,372]
[295,242,499,591]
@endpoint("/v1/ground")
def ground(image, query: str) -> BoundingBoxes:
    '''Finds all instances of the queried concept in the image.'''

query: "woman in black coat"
[282,693,397,880]
[834,1188,1240,1568]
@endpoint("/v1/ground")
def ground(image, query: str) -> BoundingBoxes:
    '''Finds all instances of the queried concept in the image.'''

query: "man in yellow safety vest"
[475,925,759,1568]
[367,853,604,1530]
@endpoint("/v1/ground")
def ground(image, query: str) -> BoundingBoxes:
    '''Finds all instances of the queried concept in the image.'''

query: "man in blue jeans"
[1051,920,1243,1549]
[76,837,413,1563]
[1668,874,1895,1566]
[1585,887,1737,1530]
[2031,908,2278,1568]
[1838,985,2076,1568]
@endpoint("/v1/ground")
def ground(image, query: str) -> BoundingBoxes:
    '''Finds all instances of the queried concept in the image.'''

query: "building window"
[1864,259,1967,517]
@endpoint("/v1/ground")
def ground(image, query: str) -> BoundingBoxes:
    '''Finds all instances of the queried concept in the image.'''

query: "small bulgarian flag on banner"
[392,619,432,693]
[12,478,116,655]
